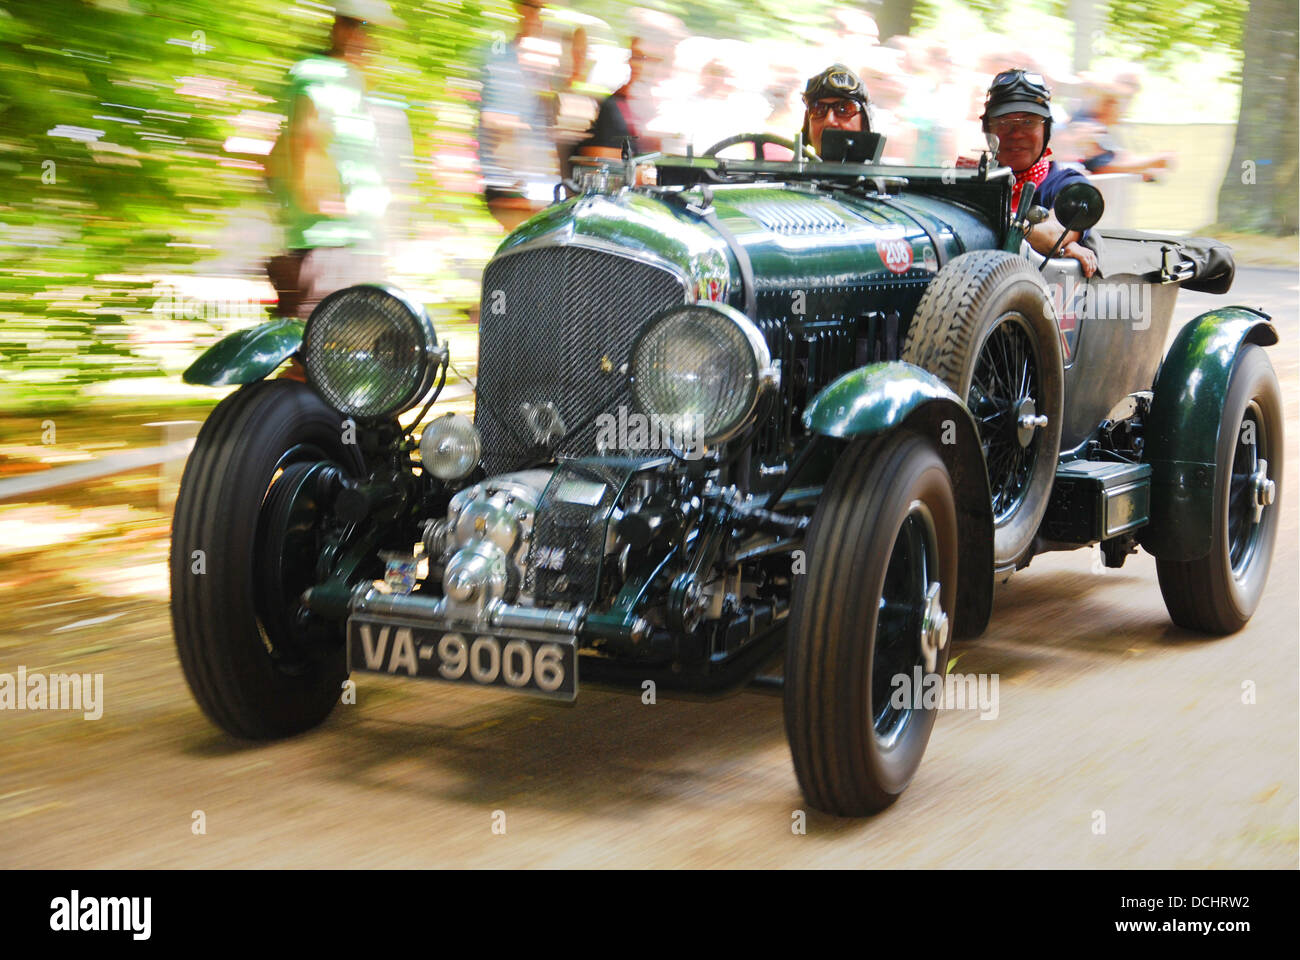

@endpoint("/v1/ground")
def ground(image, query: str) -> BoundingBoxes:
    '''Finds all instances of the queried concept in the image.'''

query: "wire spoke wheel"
[971,313,1041,523]
[1156,344,1283,634]
[1227,400,1267,578]
[253,456,352,673]
[870,501,940,747]
[785,432,958,816]
[902,250,1063,569]
[171,380,366,739]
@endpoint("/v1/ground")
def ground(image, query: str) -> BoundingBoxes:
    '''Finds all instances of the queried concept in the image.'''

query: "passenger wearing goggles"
[800,64,871,156]
[969,69,1098,277]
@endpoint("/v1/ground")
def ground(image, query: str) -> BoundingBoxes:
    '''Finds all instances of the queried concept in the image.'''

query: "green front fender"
[182,315,303,386]
[803,362,994,640]
[1141,306,1277,561]
[804,362,970,438]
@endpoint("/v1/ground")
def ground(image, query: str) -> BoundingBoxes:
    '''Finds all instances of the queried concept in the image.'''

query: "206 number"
[436,633,566,692]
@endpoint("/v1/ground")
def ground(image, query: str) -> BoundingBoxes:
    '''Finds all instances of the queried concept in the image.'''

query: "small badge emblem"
[520,401,566,447]
[876,239,913,274]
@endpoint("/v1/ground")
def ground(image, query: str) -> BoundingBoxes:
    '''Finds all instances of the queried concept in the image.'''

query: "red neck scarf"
[1012,151,1051,209]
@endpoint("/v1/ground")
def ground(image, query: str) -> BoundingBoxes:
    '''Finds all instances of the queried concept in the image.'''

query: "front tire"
[1156,345,1283,633]
[170,379,363,739]
[785,431,959,816]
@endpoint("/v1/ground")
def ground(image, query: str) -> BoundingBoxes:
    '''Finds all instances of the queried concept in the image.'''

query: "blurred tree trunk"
[1215,0,1299,235]
[872,0,919,42]
[1069,0,1100,75]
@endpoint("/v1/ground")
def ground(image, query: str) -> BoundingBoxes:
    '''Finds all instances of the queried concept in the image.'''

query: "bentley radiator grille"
[477,245,688,475]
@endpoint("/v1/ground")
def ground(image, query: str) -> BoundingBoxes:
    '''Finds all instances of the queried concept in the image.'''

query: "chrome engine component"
[433,470,551,618]
[347,585,591,635]
[421,467,668,621]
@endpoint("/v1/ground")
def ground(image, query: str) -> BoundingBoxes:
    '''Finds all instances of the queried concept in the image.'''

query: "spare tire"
[902,250,1064,569]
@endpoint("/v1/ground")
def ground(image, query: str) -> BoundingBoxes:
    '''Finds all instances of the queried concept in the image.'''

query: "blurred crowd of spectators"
[255,0,1179,313]
[475,1,1174,228]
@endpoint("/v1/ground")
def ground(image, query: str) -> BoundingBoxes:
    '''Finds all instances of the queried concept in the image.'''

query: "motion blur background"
[0,0,1294,419]
[0,1,1296,868]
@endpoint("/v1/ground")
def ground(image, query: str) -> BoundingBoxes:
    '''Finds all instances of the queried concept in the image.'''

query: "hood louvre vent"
[734,198,849,234]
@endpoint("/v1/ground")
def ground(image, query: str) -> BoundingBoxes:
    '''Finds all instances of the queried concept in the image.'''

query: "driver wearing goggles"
[800,64,871,156]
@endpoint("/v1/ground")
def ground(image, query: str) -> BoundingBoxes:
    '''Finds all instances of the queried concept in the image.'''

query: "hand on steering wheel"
[703,133,820,161]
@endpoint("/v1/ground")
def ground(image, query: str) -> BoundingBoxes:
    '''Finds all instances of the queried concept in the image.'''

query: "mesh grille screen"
[477,246,688,474]
[526,459,637,605]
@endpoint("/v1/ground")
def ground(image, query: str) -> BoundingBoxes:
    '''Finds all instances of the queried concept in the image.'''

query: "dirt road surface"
[1,268,1296,868]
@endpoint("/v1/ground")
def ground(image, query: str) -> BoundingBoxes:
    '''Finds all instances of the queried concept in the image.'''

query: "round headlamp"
[419,413,481,481]
[628,302,778,449]
[304,285,439,420]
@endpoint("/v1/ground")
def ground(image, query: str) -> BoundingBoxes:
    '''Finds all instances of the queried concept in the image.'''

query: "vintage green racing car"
[171,139,1281,816]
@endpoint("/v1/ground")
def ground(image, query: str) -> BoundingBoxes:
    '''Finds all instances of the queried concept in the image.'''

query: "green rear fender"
[1141,306,1278,561]
[803,362,994,639]
[182,316,304,386]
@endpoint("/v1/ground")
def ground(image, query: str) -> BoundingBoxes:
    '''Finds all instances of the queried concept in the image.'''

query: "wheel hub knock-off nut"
[1251,459,1275,522]
[920,581,949,674]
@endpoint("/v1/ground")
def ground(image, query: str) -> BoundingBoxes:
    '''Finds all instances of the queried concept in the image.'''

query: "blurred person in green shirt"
[265,0,398,321]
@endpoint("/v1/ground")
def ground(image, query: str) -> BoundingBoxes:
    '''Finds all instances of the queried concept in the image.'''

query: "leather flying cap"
[982,68,1051,121]
[802,63,870,109]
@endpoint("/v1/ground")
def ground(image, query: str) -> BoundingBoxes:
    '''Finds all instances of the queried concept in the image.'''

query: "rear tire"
[170,379,363,739]
[1157,345,1282,633]
[785,431,959,816]
[903,250,1063,569]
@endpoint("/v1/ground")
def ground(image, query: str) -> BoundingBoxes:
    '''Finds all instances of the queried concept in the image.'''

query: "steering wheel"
[704,133,820,161]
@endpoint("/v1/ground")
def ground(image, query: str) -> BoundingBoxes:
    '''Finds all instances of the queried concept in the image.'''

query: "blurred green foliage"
[0,0,844,404]
[0,0,512,401]
[915,0,1247,69]
[1104,0,1246,70]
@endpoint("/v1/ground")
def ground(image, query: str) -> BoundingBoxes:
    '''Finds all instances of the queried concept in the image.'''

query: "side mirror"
[1053,181,1104,233]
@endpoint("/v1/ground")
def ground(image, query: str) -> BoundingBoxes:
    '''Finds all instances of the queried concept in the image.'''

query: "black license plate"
[346,617,577,701]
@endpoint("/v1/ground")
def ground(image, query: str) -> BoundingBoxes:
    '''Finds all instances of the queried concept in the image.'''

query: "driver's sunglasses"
[808,99,859,119]
[989,115,1046,134]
